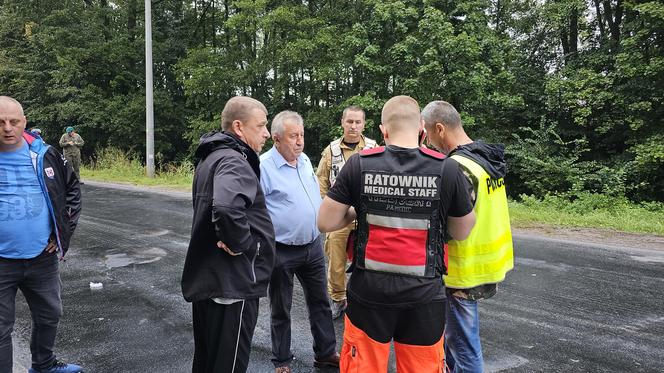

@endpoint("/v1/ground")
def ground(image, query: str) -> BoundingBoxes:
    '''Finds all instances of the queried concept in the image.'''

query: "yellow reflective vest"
[444,154,514,289]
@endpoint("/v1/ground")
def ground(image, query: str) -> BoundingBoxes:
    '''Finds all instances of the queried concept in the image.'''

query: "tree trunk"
[593,0,606,38]
[569,6,578,55]
[603,0,623,46]
[561,27,570,57]
[127,0,137,42]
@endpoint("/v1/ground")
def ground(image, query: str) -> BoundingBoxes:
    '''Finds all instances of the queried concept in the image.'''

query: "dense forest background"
[1,0,662,201]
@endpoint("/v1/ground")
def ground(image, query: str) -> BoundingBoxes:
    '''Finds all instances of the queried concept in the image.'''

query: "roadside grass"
[81,148,663,236]
[510,194,664,236]
[81,148,192,189]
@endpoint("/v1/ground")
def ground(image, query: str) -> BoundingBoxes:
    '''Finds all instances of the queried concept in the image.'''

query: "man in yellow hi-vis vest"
[422,100,514,373]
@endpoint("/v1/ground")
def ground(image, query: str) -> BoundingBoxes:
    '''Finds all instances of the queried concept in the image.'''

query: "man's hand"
[45,238,58,254]
[217,241,242,256]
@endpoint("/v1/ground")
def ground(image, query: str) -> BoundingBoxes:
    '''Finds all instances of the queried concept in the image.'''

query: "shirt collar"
[269,146,303,169]
[339,135,365,150]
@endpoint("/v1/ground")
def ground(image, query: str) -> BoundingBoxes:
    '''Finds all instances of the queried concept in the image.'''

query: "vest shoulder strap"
[330,138,343,157]
[451,154,486,176]
[360,146,385,157]
[419,146,445,160]
[363,137,377,149]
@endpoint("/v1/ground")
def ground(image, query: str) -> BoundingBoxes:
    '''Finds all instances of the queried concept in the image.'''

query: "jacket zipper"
[32,146,63,257]
[250,241,260,283]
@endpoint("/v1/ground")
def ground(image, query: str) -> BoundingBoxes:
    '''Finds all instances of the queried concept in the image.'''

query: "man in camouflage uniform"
[58,126,84,181]
[316,106,377,319]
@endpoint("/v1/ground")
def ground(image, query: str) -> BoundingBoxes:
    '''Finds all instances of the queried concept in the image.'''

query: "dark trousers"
[346,297,446,345]
[0,250,62,372]
[269,235,336,367]
[192,298,259,373]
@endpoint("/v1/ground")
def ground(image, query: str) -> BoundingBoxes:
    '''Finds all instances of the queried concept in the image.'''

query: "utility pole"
[145,0,155,177]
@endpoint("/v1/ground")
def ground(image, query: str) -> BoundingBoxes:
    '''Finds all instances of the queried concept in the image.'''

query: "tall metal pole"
[145,0,155,178]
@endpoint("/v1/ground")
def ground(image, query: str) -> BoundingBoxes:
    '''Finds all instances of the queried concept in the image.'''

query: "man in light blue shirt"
[260,111,338,373]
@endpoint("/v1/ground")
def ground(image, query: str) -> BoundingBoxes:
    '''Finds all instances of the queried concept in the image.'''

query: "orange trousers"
[340,315,445,373]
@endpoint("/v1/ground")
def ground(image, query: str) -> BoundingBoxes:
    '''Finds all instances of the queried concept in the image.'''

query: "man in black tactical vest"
[318,96,476,372]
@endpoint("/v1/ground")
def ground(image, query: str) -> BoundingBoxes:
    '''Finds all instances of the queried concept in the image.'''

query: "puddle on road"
[104,247,167,269]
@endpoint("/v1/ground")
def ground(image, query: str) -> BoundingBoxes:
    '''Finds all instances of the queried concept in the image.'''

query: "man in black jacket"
[0,96,82,373]
[181,96,276,373]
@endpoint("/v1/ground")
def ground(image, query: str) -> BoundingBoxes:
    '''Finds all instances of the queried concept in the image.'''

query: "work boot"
[28,360,83,373]
[275,366,291,373]
[314,353,340,368]
[331,299,347,320]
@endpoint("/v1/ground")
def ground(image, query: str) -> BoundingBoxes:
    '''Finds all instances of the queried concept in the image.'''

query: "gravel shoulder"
[513,225,664,251]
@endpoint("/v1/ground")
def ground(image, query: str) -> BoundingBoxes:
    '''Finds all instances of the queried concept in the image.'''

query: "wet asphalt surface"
[11,182,664,373]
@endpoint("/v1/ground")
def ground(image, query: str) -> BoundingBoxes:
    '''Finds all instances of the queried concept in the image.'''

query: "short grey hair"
[271,110,304,137]
[0,96,25,116]
[221,96,267,132]
[421,101,461,129]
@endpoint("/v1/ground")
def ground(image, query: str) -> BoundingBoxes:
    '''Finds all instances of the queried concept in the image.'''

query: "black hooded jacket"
[181,131,275,302]
[451,140,507,179]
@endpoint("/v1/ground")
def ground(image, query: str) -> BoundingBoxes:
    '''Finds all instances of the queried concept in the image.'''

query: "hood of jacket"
[23,130,49,156]
[194,131,260,177]
[451,140,507,179]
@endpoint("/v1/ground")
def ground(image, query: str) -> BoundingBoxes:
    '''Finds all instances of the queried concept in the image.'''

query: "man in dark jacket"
[181,96,276,373]
[0,96,82,373]
[422,100,514,373]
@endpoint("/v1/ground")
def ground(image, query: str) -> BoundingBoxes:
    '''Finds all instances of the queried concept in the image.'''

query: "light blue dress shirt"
[260,146,322,245]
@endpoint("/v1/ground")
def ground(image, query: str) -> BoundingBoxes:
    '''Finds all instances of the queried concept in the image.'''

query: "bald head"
[0,96,27,152]
[381,95,421,134]
[0,96,24,116]
[221,96,268,132]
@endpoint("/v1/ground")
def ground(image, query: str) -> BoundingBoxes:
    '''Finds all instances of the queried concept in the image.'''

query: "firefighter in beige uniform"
[316,106,377,319]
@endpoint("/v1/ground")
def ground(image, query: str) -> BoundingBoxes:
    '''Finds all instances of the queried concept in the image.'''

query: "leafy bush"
[506,120,593,197]
[505,120,633,200]
[627,134,664,202]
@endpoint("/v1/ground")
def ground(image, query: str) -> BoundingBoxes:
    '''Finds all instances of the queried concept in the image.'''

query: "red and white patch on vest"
[364,224,428,276]
[45,167,55,179]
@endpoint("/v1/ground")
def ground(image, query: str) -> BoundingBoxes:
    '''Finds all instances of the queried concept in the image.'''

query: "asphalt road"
[11,183,664,373]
